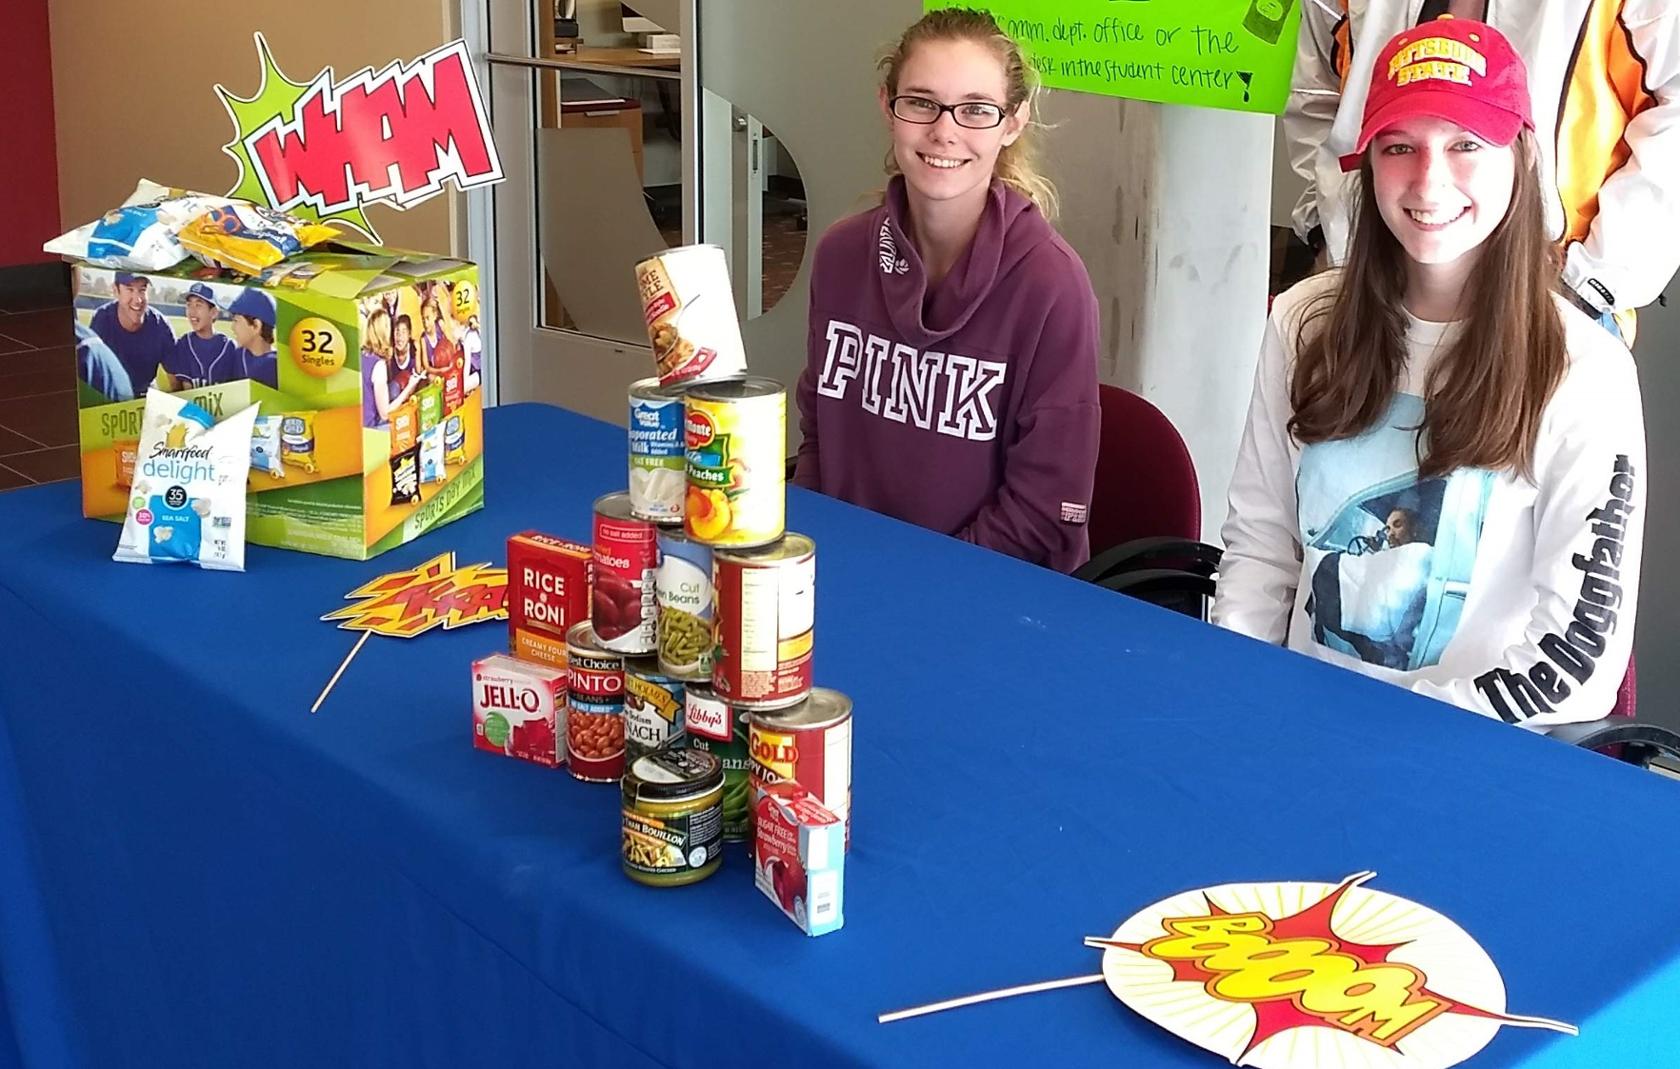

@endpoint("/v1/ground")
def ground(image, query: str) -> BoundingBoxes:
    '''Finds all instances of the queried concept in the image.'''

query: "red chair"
[1075,385,1220,618]
[1085,384,1201,554]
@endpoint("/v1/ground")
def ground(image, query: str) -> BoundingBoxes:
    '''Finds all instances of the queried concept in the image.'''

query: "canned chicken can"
[656,527,713,681]
[566,621,627,782]
[750,689,853,850]
[622,748,725,887]
[712,534,814,709]
[634,244,749,388]
[684,684,753,842]
[628,378,687,523]
[592,492,658,654]
[624,658,686,761]
[684,377,786,548]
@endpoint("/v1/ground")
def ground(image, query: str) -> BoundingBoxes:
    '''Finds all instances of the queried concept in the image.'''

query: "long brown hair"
[878,9,1058,219]
[1288,130,1566,480]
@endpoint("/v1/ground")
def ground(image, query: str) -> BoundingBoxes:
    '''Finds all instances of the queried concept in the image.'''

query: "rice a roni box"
[71,243,486,560]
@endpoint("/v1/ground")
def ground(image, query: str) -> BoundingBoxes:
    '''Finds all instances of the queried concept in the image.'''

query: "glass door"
[485,0,917,442]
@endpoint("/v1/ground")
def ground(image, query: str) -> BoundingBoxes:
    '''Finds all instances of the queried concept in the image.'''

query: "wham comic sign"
[216,35,503,241]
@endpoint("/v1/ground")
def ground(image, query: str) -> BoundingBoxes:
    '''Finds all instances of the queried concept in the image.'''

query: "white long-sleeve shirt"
[1214,275,1647,727]
[1286,0,1680,313]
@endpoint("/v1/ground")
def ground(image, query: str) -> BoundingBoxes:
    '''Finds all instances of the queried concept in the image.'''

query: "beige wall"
[49,0,463,255]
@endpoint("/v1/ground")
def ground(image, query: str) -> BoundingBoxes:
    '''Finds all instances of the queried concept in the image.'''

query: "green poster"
[924,1,1304,115]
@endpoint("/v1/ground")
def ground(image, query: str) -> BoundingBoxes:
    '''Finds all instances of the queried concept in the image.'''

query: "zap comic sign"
[313,551,508,712]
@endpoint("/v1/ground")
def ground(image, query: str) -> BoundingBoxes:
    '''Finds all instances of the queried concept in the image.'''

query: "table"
[3,403,1679,1068]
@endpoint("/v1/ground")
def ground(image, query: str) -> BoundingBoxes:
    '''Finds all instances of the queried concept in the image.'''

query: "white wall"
[1039,93,1272,543]
[1631,288,1679,732]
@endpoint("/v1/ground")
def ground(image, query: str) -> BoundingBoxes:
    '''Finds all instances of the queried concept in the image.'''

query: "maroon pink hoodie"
[793,177,1101,572]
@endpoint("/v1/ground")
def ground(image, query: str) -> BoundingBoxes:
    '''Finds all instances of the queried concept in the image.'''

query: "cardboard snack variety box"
[71,244,486,560]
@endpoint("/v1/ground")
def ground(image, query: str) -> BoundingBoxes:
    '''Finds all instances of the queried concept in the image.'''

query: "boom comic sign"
[216,35,504,241]
[1090,873,1575,1068]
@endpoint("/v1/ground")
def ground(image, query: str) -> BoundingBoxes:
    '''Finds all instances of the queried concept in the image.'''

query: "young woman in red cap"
[1214,20,1646,728]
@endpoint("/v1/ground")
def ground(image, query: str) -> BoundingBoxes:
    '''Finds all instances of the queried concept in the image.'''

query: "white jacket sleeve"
[1211,309,1303,645]
[1561,0,1680,312]
[1284,0,1348,243]
[1412,340,1646,727]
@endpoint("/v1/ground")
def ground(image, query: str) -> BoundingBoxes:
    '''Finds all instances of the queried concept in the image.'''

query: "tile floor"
[0,276,78,492]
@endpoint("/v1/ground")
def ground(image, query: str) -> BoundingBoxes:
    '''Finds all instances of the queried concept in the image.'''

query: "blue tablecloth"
[2,402,1678,1068]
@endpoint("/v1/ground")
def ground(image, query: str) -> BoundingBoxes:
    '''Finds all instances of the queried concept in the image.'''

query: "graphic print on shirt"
[1297,393,1495,672]
[817,320,1008,442]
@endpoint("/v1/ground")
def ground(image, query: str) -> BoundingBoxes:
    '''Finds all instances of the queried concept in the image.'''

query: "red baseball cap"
[1339,18,1533,172]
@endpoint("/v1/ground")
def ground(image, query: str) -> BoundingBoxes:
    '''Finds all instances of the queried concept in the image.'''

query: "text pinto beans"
[566,621,627,781]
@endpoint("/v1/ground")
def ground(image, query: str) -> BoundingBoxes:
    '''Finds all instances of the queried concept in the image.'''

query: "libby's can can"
[712,534,814,709]
[624,658,686,762]
[592,491,658,654]
[684,684,752,841]
[566,621,626,781]
[628,378,687,523]
[634,244,749,388]
[656,527,713,681]
[684,377,786,549]
[750,689,853,850]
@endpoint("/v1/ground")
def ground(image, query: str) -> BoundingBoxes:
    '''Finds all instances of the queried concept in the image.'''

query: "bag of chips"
[44,180,235,271]
[178,203,339,276]
[390,446,422,506]
[115,389,259,571]
[444,414,467,467]
[251,415,286,478]
[419,426,445,484]
[281,412,318,473]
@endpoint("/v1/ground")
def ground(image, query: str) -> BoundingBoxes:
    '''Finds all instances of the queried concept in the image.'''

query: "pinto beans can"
[634,244,749,388]
[628,378,687,523]
[749,689,853,850]
[684,378,786,549]
[656,527,713,681]
[592,492,658,655]
[712,534,814,709]
[624,658,686,761]
[566,621,627,782]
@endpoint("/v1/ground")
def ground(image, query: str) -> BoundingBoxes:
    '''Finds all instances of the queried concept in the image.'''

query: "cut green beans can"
[656,527,712,681]
[683,683,752,841]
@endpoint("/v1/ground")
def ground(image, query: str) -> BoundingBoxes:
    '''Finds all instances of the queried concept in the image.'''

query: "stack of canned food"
[474,246,851,929]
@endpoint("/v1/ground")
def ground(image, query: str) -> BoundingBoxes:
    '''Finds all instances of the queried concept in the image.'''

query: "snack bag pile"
[45,179,337,276]
[44,180,234,271]
[114,389,259,571]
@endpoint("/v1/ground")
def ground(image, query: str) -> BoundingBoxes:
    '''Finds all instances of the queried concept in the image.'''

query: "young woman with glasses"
[792,8,1101,572]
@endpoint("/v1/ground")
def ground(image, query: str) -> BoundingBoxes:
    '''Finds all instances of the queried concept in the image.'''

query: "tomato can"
[749,688,853,850]
[591,491,658,654]
[624,658,686,761]
[566,621,627,782]
[656,527,713,681]
[684,377,786,548]
[628,378,687,523]
[622,748,724,887]
[712,534,814,709]
[634,244,748,388]
[684,684,753,842]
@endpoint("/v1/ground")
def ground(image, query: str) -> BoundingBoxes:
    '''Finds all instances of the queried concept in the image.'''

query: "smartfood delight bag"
[114,389,259,571]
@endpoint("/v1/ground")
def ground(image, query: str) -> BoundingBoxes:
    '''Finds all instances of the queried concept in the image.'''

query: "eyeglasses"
[889,95,1008,129]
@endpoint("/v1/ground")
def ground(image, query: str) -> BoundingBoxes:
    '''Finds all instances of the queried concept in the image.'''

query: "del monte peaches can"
[684,377,785,549]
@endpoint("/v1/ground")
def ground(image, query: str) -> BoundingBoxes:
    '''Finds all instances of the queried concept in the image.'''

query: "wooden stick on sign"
[878,974,1105,1024]
[312,630,372,714]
